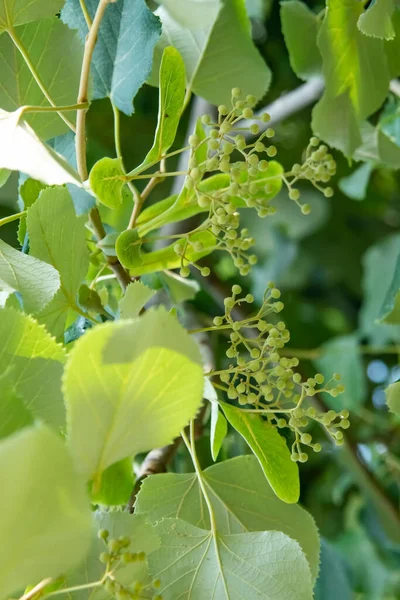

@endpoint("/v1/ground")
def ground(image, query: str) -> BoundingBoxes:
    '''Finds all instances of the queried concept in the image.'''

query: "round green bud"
[324,187,334,198]
[313,443,322,453]
[267,145,277,157]
[261,112,271,122]
[258,159,269,172]
[293,373,302,384]
[245,293,254,303]
[255,142,265,154]
[180,266,190,278]
[223,142,234,155]
[333,373,341,381]
[301,433,312,444]
[292,163,301,175]
[266,128,275,138]
[289,189,300,201]
[277,418,286,428]
[201,114,211,125]
[232,87,242,98]
[248,123,259,135]
[220,121,232,134]
[310,136,319,147]
[224,297,235,309]
[218,104,229,115]
[250,348,260,359]
[98,529,109,541]
[188,134,199,147]
[232,284,242,295]
[315,373,324,385]
[210,128,219,139]
[270,288,281,299]
[291,452,300,462]
[201,266,210,277]
[208,139,219,151]
[340,419,350,429]
[99,552,110,564]
[307,407,316,417]
[190,167,201,181]
[299,453,308,463]
[248,154,259,167]
[246,94,256,105]
[340,409,349,418]
[301,203,311,215]
[242,107,253,119]
[108,538,120,553]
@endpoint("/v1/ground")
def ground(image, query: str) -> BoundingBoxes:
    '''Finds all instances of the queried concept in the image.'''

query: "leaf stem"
[75,0,112,180]
[79,0,93,28]
[7,27,76,132]
[0,211,26,228]
[19,578,53,600]
[21,102,89,115]
[43,580,103,598]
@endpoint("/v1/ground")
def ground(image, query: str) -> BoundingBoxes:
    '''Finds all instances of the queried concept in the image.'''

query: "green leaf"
[64,308,204,481]
[0,167,10,187]
[385,380,400,416]
[353,120,400,169]
[90,458,134,506]
[0,109,81,186]
[0,308,66,428]
[89,157,126,209]
[119,281,155,319]
[0,238,60,313]
[338,162,373,200]
[360,233,400,344]
[0,0,65,32]
[62,0,161,115]
[358,0,395,40]
[210,402,227,461]
[315,335,366,411]
[384,11,400,76]
[159,270,200,303]
[314,539,352,600]
[0,424,92,600]
[152,0,271,106]
[129,46,186,176]
[378,249,400,324]
[312,0,390,156]
[78,284,107,317]
[155,0,219,28]
[0,18,83,140]
[65,512,160,600]
[281,1,322,80]
[148,518,313,600]
[136,454,320,580]
[27,187,90,338]
[220,402,300,503]
[0,385,33,440]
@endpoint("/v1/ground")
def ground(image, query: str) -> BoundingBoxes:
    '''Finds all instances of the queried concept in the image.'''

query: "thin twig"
[18,578,53,600]
[75,0,112,180]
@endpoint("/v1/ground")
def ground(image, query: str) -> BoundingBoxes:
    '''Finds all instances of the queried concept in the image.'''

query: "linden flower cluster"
[210,284,349,463]
[172,88,337,277]
[97,529,162,600]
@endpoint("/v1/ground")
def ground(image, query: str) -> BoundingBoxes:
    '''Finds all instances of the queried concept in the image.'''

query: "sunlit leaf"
[0,308,66,428]
[0,0,65,32]
[221,402,300,503]
[119,281,155,319]
[358,0,395,40]
[148,518,313,600]
[64,309,204,481]
[90,458,134,506]
[136,454,320,580]
[0,424,92,600]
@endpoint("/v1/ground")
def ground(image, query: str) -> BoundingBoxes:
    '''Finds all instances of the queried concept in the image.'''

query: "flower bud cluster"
[209,285,347,462]
[97,529,162,600]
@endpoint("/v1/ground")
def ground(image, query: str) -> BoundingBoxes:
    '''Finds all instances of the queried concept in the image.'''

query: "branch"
[242,77,325,135]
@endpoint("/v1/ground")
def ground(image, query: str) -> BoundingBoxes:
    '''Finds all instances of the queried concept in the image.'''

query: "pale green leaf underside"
[136,455,320,581]
[358,0,395,40]
[119,281,155,319]
[27,187,89,338]
[385,381,400,416]
[281,1,322,80]
[0,424,92,600]
[0,110,81,185]
[0,238,60,314]
[0,0,65,32]
[148,518,313,600]
[221,402,300,503]
[0,18,83,140]
[64,309,204,480]
[0,308,66,428]
[151,0,271,106]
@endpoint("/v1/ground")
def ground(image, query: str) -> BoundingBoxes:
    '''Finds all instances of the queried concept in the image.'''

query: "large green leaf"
[148,518,313,600]
[281,1,322,80]
[129,46,186,176]
[385,381,400,416]
[151,0,271,105]
[0,385,33,440]
[64,309,204,482]
[0,424,92,600]
[27,187,90,338]
[359,233,400,344]
[0,110,82,185]
[0,0,65,32]
[0,238,60,314]
[65,512,160,600]
[315,335,366,411]
[358,0,395,40]
[136,454,320,581]
[62,0,160,115]
[0,308,66,428]
[220,402,300,503]
[0,18,83,140]
[312,0,390,156]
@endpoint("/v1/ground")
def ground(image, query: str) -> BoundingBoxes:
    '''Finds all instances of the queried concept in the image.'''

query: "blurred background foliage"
[1,0,400,597]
